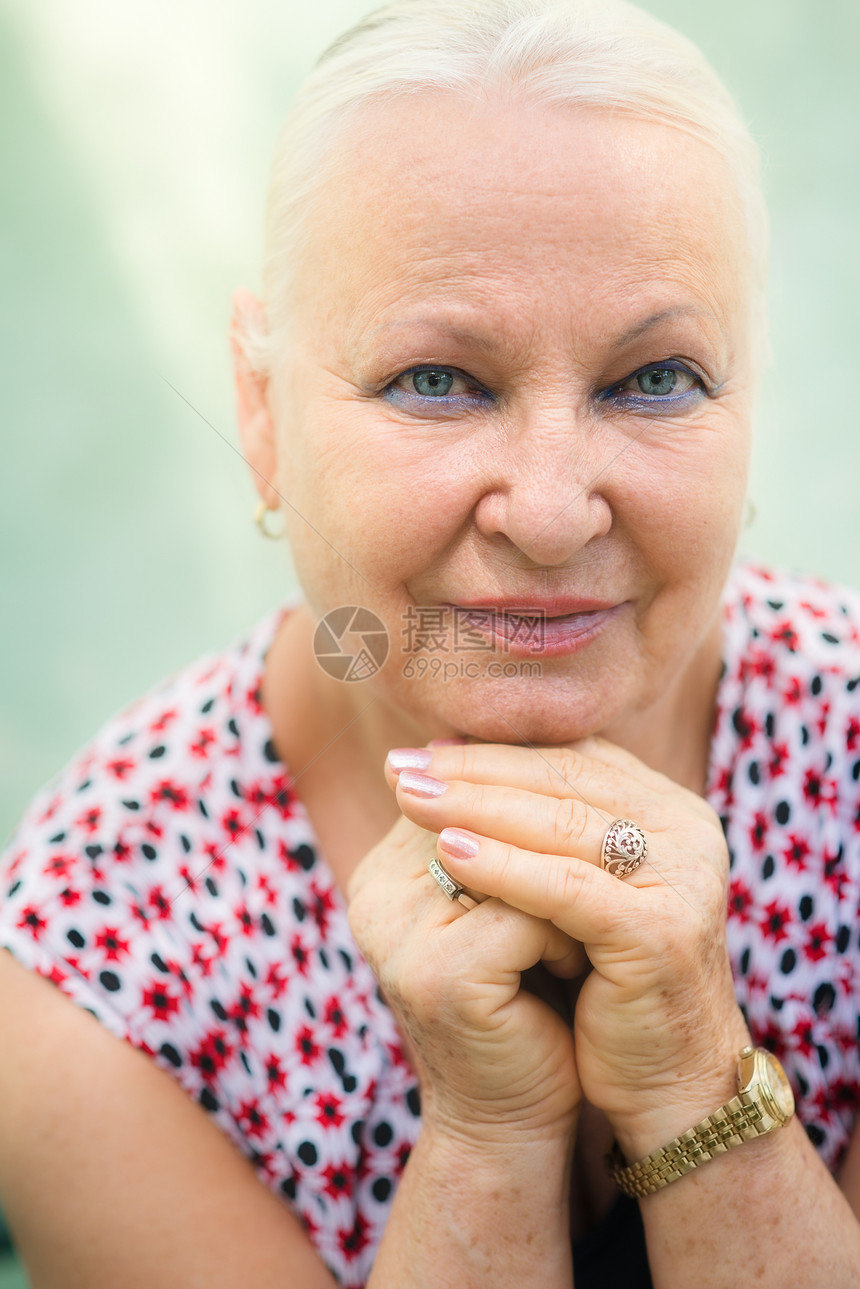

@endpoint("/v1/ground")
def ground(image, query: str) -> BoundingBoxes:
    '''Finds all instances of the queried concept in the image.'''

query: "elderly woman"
[1,0,859,1285]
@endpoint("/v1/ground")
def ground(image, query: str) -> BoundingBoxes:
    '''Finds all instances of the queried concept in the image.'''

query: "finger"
[388,741,618,806]
[397,775,665,880]
[434,828,666,946]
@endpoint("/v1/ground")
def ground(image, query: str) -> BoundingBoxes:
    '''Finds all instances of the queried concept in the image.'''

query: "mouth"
[447,599,626,658]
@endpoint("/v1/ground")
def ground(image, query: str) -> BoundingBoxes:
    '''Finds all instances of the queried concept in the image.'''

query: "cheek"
[625,416,751,567]
[279,406,480,600]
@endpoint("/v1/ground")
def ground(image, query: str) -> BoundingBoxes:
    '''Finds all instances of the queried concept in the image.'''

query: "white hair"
[236,0,769,378]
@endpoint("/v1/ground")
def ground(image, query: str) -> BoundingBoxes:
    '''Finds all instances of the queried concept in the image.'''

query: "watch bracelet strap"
[606,1092,770,1198]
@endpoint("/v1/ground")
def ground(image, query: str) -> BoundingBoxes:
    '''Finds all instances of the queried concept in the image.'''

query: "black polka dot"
[747,761,760,785]
[204,877,218,896]
[160,1043,182,1068]
[372,1177,393,1203]
[762,855,775,879]
[121,799,140,811]
[780,948,796,974]
[806,1123,826,1147]
[148,745,167,759]
[799,896,814,921]
[227,718,240,739]
[374,1121,394,1148]
[775,801,791,826]
[141,843,157,860]
[263,737,279,763]
[292,844,316,872]
[739,948,751,976]
[67,928,85,949]
[152,953,169,973]
[85,844,103,860]
[810,675,822,696]
[261,913,276,936]
[267,1008,281,1032]
[837,926,851,953]
[814,983,836,1016]
[49,831,66,844]
[92,890,111,905]
[200,1087,219,1113]
[280,1176,297,1200]
[297,1140,318,1166]
[817,1045,830,1070]
[99,970,120,992]
[406,1086,421,1117]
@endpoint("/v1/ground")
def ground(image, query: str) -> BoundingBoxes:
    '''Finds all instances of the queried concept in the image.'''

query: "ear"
[229,287,281,509]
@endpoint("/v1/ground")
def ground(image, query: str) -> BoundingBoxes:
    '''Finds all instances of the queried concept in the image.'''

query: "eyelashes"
[383,365,492,412]
[382,361,709,417]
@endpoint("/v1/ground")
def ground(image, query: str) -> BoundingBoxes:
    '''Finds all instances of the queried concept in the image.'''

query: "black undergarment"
[571,1190,652,1287]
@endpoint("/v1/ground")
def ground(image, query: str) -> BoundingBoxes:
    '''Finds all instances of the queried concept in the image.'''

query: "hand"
[390,738,751,1155]
[347,809,583,1146]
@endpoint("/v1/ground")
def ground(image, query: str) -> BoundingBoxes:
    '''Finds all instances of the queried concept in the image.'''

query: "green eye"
[637,368,677,396]
[412,370,454,397]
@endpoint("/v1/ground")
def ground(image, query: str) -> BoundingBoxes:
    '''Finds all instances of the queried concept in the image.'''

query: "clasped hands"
[348,738,750,1160]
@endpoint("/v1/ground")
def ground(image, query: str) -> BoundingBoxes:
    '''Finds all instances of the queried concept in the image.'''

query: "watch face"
[762,1052,796,1121]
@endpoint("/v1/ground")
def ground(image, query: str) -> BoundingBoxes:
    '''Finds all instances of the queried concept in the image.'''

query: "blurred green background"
[0,0,858,1276]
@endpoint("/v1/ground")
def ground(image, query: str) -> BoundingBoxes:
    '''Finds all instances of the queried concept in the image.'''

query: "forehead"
[294,91,750,358]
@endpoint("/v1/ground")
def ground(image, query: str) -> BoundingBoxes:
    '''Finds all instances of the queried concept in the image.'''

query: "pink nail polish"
[387,748,432,773]
[438,828,480,859]
[398,770,449,798]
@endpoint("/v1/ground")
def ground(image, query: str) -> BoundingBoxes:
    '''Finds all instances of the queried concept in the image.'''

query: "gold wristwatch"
[607,1046,795,1198]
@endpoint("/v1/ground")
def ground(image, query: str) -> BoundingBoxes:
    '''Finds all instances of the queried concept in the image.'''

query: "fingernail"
[387,747,432,773]
[427,737,468,747]
[439,827,480,859]
[398,770,449,798]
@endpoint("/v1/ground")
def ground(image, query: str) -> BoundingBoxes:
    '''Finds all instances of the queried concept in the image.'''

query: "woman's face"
[266,93,755,747]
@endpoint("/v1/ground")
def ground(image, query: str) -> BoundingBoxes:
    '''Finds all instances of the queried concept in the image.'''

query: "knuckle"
[553,860,590,909]
[544,747,585,795]
[551,798,589,854]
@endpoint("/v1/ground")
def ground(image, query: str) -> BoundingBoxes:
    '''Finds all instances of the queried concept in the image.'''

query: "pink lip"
[447,600,627,658]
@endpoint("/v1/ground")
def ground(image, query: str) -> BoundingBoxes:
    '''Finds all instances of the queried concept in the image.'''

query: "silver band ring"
[428,857,465,901]
[601,819,647,878]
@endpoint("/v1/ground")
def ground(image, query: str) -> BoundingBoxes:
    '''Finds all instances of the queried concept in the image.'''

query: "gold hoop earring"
[254,500,286,540]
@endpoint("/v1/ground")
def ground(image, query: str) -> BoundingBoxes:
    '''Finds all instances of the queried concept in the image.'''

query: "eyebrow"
[363,304,721,360]
[612,306,720,347]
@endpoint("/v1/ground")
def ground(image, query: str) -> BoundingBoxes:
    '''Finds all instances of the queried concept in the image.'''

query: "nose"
[473,418,614,567]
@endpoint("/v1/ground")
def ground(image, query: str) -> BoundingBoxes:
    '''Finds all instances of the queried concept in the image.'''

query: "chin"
[393,672,624,749]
